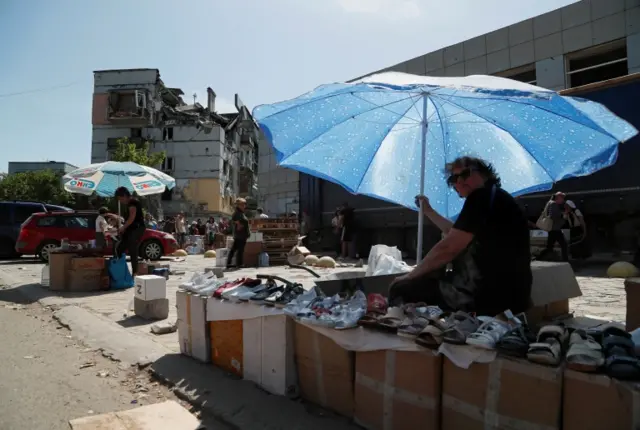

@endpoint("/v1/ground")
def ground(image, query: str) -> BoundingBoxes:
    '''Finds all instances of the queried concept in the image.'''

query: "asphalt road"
[0,292,207,429]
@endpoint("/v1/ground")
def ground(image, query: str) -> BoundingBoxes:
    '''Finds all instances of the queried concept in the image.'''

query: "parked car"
[0,201,72,259]
[15,211,179,262]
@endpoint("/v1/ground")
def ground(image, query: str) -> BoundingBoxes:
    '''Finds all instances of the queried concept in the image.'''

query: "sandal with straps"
[442,312,481,345]
[415,312,454,348]
[527,324,567,366]
[566,329,605,373]
[466,318,512,350]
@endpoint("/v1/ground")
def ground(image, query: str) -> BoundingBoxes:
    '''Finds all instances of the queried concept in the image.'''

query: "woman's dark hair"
[445,156,502,188]
[98,207,108,215]
[114,186,131,198]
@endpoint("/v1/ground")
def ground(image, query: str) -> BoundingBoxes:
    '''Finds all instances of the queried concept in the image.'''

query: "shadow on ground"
[0,282,123,305]
[150,353,357,430]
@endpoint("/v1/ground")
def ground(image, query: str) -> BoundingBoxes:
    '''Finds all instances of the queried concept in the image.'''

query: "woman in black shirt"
[115,186,146,275]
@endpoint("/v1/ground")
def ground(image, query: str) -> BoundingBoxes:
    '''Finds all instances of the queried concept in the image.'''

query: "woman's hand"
[415,195,433,214]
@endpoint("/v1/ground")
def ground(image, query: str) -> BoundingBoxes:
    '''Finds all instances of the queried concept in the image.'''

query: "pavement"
[0,290,227,430]
[0,256,628,429]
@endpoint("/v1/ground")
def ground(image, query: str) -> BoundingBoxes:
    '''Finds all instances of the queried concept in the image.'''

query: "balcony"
[107,90,152,126]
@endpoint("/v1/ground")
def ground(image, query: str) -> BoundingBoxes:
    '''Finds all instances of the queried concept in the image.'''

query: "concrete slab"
[69,400,202,430]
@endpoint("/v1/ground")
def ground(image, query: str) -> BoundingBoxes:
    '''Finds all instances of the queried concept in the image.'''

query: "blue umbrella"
[254,72,637,259]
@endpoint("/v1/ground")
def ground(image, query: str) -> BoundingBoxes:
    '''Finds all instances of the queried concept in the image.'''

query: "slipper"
[358,313,382,328]
[377,307,406,333]
[442,312,481,345]
[603,335,640,380]
[466,319,512,350]
[497,326,535,358]
[397,315,430,339]
[527,324,567,366]
[566,329,605,373]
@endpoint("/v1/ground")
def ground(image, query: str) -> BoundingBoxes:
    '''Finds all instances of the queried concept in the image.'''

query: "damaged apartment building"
[91,68,259,217]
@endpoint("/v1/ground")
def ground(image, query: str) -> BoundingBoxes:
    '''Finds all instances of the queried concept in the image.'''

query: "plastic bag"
[366,245,403,276]
[372,254,412,276]
[108,254,134,290]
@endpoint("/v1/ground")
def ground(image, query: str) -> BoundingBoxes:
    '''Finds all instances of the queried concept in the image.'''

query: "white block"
[242,315,298,396]
[134,275,167,301]
[176,290,210,362]
[248,232,263,242]
[216,248,230,267]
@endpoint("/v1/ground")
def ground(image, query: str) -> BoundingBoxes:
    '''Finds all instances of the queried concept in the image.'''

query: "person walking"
[114,187,146,276]
[175,213,186,248]
[538,192,570,262]
[227,198,250,268]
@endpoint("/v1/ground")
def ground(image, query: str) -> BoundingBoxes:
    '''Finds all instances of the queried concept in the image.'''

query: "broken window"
[108,90,147,118]
[162,157,174,171]
[566,40,628,88]
[163,127,174,141]
[496,64,537,85]
[161,188,173,201]
[131,128,142,138]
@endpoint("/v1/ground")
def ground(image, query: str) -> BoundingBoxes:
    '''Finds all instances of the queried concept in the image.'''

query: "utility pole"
[192,93,197,105]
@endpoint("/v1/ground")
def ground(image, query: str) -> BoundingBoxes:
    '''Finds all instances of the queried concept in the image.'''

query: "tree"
[0,170,75,207]
[110,137,166,167]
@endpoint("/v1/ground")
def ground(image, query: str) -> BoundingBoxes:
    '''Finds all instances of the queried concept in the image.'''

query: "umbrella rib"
[351,93,422,123]
[428,96,451,215]
[354,100,419,193]
[432,94,556,184]
[279,95,420,162]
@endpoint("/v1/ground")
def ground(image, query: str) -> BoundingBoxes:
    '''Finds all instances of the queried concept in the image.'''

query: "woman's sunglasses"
[446,167,474,186]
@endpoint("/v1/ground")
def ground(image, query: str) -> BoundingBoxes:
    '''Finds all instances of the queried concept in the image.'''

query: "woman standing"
[95,207,110,249]
[114,187,147,276]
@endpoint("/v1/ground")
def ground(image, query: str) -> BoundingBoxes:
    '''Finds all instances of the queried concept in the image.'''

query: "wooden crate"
[210,320,244,376]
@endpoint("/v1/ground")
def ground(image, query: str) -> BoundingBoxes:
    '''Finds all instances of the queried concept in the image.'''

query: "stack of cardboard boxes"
[49,251,108,291]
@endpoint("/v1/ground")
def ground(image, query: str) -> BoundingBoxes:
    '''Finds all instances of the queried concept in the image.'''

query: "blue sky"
[0,0,575,172]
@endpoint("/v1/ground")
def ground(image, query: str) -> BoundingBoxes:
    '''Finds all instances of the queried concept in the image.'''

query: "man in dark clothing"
[538,192,569,262]
[114,186,146,276]
[390,156,532,316]
[340,202,356,258]
[227,198,250,268]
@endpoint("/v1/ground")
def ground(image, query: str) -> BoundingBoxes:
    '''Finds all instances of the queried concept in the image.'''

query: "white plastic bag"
[372,254,412,276]
[366,245,403,276]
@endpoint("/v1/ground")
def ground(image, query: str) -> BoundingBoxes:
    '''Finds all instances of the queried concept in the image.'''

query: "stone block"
[134,297,169,320]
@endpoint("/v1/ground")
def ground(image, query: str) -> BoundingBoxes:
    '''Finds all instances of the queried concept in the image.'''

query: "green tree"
[110,137,166,167]
[0,170,75,207]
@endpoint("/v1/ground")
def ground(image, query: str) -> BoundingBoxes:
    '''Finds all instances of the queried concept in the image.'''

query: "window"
[108,90,147,118]
[162,157,174,171]
[163,127,174,141]
[161,188,173,201]
[64,216,90,229]
[15,205,45,223]
[566,40,628,88]
[37,216,59,227]
[131,128,142,138]
[496,64,537,85]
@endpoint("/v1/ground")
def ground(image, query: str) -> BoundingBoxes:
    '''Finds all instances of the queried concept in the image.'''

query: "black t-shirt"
[127,198,145,230]
[340,207,355,229]
[453,184,532,315]
[232,209,250,240]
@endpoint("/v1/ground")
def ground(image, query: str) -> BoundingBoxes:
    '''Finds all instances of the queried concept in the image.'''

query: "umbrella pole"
[416,94,428,262]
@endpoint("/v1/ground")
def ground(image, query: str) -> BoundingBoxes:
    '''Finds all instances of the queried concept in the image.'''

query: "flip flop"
[377,307,405,333]
[527,324,567,366]
[566,329,605,373]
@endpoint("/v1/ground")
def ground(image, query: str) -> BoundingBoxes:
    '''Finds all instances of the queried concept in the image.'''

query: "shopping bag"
[371,254,412,276]
[366,245,403,276]
[108,254,134,290]
[536,202,553,232]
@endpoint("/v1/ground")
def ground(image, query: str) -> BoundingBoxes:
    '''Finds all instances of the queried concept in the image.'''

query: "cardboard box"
[138,262,151,275]
[243,241,263,267]
[563,370,640,430]
[49,252,74,290]
[625,277,640,331]
[526,261,582,325]
[243,315,297,396]
[70,257,105,271]
[176,290,211,363]
[355,350,441,430]
[68,269,102,291]
[134,275,167,301]
[210,319,244,376]
[442,358,562,430]
[287,244,310,265]
[294,322,355,418]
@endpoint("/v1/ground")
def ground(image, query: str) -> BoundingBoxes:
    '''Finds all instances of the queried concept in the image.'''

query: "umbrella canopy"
[63,161,176,197]
[254,72,638,219]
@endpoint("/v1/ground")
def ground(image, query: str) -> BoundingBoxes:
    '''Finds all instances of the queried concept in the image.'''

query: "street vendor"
[226,198,250,268]
[114,186,146,276]
[390,156,532,316]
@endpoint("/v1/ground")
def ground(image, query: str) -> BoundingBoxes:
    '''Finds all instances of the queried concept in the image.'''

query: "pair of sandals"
[358,303,442,334]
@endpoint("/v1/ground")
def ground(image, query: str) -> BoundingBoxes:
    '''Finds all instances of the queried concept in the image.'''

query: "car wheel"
[140,240,163,261]
[37,240,60,263]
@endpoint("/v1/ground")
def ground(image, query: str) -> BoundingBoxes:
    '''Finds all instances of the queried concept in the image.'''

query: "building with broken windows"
[91,68,258,218]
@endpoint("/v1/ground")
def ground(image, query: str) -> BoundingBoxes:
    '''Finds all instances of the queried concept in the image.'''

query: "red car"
[16,211,179,262]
